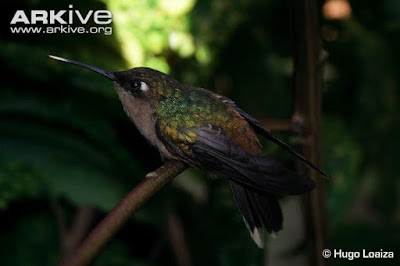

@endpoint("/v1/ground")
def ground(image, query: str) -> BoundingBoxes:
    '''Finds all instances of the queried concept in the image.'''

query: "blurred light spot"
[195,44,211,64]
[322,63,337,82]
[158,0,196,16]
[148,31,166,54]
[169,31,195,58]
[266,55,293,77]
[323,0,352,20]
[119,34,144,67]
[144,57,170,73]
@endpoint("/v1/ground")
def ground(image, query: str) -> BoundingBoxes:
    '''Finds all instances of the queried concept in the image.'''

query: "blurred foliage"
[0,0,399,265]
[0,162,48,209]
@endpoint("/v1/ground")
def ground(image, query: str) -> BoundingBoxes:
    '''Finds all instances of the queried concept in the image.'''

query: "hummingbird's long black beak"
[48,55,117,81]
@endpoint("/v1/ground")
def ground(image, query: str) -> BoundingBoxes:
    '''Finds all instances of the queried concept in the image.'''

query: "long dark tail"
[230,180,283,248]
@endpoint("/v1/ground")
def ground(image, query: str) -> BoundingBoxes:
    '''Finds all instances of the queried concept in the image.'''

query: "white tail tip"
[250,227,264,248]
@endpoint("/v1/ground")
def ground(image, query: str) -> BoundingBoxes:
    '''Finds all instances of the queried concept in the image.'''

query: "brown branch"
[51,198,96,256]
[167,212,192,266]
[289,0,328,266]
[58,161,188,266]
[63,207,96,256]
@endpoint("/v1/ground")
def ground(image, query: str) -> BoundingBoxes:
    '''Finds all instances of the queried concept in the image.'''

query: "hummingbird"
[49,55,326,248]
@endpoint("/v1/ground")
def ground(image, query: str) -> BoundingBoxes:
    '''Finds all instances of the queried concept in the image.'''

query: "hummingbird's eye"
[127,80,149,93]
[129,80,141,91]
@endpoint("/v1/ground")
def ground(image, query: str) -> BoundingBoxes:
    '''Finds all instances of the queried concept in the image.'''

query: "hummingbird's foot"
[145,171,157,178]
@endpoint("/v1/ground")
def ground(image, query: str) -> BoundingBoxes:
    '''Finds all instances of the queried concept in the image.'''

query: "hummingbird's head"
[112,67,180,103]
[48,55,180,107]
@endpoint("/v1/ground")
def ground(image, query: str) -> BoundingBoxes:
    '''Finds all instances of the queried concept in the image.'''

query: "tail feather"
[230,180,283,248]
[246,188,282,233]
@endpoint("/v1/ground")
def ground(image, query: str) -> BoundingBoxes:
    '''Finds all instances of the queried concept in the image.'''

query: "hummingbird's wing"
[156,117,306,247]
[216,95,327,177]
[156,123,315,195]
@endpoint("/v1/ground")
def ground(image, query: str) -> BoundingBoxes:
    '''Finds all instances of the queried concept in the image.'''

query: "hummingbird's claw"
[145,171,157,178]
